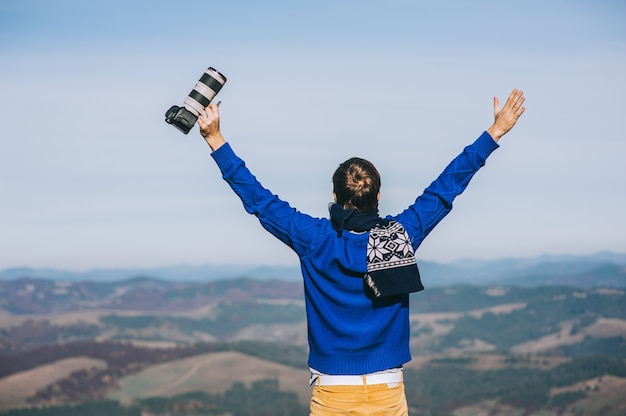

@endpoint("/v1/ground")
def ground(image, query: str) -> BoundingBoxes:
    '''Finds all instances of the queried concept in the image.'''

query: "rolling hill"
[0,257,625,415]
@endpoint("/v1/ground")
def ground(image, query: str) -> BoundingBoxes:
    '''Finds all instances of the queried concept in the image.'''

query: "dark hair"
[332,157,381,212]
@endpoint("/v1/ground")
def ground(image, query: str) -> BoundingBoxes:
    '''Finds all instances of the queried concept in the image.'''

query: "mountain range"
[1,251,625,287]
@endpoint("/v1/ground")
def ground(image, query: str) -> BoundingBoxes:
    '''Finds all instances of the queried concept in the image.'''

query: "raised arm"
[197,102,325,258]
[393,88,526,248]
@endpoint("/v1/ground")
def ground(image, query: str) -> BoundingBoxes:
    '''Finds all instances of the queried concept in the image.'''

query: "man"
[197,89,525,415]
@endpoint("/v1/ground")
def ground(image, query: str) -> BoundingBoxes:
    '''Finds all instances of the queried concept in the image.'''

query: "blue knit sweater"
[211,131,499,375]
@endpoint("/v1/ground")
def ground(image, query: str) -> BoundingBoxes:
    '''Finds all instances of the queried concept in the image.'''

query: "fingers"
[493,96,501,115]
[199,103,220,119]
[207,102,221,116]
[198,103,220,127]
[505,89,525,114]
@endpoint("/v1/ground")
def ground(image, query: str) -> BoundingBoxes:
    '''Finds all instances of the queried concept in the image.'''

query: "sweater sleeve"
[211,143,322,257]
[390,131,499,249]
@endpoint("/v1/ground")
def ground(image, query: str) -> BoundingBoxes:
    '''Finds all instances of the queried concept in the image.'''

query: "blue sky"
[1,0,625,270]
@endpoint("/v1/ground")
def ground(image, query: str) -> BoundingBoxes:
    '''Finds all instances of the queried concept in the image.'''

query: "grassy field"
[0,357,106,410]
[108,350,312,405]
[450,375,626,416]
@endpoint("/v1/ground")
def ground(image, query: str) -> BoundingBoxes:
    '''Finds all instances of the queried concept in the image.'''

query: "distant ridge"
[0,264,302,282]
[1,252,625,287]
[423,251,626,287]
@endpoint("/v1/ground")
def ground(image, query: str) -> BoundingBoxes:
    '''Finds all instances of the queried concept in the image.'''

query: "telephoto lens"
[165,67,227,134]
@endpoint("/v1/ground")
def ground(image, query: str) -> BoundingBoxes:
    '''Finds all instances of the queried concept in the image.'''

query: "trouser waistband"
[312,372,403,386]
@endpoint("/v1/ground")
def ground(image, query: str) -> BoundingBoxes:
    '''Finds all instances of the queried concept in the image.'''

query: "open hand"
[487,89,526,142]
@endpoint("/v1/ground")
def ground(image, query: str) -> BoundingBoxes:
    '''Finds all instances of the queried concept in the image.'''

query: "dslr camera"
[165,67,227,134]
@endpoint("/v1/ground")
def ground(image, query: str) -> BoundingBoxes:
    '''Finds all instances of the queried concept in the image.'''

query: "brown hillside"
[0,357,106,410]
[109,350,312,405]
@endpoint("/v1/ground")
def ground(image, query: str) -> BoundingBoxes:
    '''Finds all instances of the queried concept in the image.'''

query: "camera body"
[164,106,198,134]
[165,67,227,134]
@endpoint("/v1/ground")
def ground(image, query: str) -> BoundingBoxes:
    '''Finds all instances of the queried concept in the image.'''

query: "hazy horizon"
[2,250,625,276]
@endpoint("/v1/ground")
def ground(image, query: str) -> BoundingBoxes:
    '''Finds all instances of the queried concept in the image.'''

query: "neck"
[329,203,386,236]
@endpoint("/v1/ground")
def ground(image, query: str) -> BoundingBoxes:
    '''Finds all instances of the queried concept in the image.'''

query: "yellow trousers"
[310,382,408,415]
